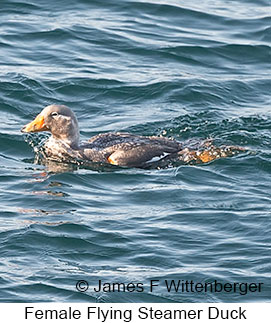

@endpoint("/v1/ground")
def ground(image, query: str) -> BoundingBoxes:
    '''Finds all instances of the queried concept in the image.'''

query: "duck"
[21,105,241,168]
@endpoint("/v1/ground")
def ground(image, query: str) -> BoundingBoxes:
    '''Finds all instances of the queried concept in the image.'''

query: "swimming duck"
[21,105,240,167]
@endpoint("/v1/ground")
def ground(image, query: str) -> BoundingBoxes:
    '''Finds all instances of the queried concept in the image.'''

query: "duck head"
[21,105,80,147]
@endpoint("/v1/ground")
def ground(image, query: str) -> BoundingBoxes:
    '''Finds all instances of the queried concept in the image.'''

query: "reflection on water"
[32,190,68,197]
[18,208,65,216]
[37,159,79,175]
[18,207,76,227]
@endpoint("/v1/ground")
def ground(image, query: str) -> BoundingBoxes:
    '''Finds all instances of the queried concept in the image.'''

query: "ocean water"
[0,0,270,302]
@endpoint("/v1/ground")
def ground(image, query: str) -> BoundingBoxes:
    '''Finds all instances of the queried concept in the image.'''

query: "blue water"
[0,0,270,302]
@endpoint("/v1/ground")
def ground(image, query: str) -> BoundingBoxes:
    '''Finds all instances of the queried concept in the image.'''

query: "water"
[0,0,270,302]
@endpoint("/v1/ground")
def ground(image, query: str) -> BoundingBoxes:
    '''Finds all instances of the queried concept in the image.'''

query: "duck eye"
[51,112,58,117]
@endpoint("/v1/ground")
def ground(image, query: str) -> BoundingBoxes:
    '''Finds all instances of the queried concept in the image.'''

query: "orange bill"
[21,114,48,133]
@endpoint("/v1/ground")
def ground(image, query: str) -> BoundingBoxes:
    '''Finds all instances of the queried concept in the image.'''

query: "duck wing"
[82,132,182,167]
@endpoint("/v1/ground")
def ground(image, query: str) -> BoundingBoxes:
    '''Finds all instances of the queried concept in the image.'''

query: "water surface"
[0,0,270,302]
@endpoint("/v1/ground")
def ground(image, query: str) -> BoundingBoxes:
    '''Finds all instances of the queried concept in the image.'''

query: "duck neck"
[50,133,80,149]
